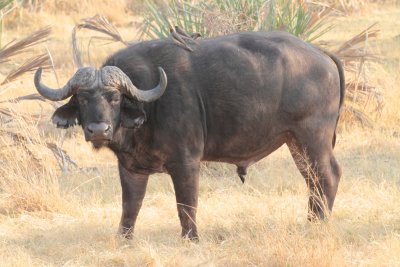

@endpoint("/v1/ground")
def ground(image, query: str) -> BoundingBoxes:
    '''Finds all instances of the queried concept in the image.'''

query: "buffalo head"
[34,66,167,148]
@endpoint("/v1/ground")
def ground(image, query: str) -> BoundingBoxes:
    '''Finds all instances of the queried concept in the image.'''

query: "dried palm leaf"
[0,107,15,119]
[0,93,58,109]
[0,26,51,64]
[0,107,42,121]
[1,53,50,85]
[72,14,127,67]
[335,23,379,55]
[338,48,379,61]
[333,23,384,125]
[341,105,373,128]
[71,27,84,68]
[0,93,47,103]
[78,14,126,44]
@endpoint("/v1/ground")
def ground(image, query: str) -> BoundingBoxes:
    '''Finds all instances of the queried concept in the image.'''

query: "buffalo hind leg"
[118,162,149,238]
[167,162,200,241]
[287,134,341,220]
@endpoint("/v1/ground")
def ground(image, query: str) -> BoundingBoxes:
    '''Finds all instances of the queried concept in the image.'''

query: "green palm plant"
[259,0,333,42]
[140,0,332,42]
[141,0,207,40]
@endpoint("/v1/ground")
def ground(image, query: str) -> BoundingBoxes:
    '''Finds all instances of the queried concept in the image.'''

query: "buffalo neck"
[107,102,166,174]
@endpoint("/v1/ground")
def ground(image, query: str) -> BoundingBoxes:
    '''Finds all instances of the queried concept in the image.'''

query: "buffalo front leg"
[167,162,200,241]
[118,162,149,238]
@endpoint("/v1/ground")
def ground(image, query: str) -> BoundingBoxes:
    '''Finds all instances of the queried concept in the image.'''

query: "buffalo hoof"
[307,197,330,222]
[118,226,134,239]
[183,235,199,243]
[307,209,329,222]
[182,230,199,243]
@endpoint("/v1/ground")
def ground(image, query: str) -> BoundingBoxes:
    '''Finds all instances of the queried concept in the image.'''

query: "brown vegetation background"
[0,0,399,266]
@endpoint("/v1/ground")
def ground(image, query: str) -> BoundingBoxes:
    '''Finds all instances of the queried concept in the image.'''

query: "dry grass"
[1,129,399,266]
[7,0,136,26]
[321,0,400,15]
[0,1,399,266]
[0,115,66,213]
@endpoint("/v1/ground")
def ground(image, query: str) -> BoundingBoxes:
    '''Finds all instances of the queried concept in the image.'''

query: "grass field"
[0,1,400,266]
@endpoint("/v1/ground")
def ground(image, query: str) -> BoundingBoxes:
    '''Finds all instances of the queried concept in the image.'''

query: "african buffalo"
[34,31,345,241]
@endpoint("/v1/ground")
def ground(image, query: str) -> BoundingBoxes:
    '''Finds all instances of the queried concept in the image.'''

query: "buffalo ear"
[52,96,80,128]
[121,98,146,129]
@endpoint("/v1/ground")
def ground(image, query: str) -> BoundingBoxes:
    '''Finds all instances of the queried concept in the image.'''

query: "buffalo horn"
[101,66,167,102]
[34,67,96,101]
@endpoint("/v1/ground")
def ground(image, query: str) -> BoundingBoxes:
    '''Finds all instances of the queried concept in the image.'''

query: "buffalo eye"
[111,95,120,104]
[77,96,88,105]
[105,92,120,104]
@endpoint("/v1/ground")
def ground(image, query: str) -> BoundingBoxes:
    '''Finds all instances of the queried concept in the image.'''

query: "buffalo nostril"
[87,122,111,136]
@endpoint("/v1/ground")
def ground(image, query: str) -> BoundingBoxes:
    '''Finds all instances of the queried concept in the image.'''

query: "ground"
[0,1,399,266]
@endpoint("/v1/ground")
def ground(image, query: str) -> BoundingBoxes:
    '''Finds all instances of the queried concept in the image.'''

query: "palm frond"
[0,107,36,121]
[71,27,84,68]
[141,0,207,40]
[72,14,127,67]
[0,93,58,109]
[0,26,51,63]
[1,53,50,85]
[335,23,379,55]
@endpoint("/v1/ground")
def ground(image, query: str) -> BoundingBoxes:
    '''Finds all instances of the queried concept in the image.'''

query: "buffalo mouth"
[90,138,111,149]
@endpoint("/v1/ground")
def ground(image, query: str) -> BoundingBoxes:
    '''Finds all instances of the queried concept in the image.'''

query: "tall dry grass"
[322,0,400,14]
[0,112,67,213]
[0,1,399,266]
[8,0,137,25]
